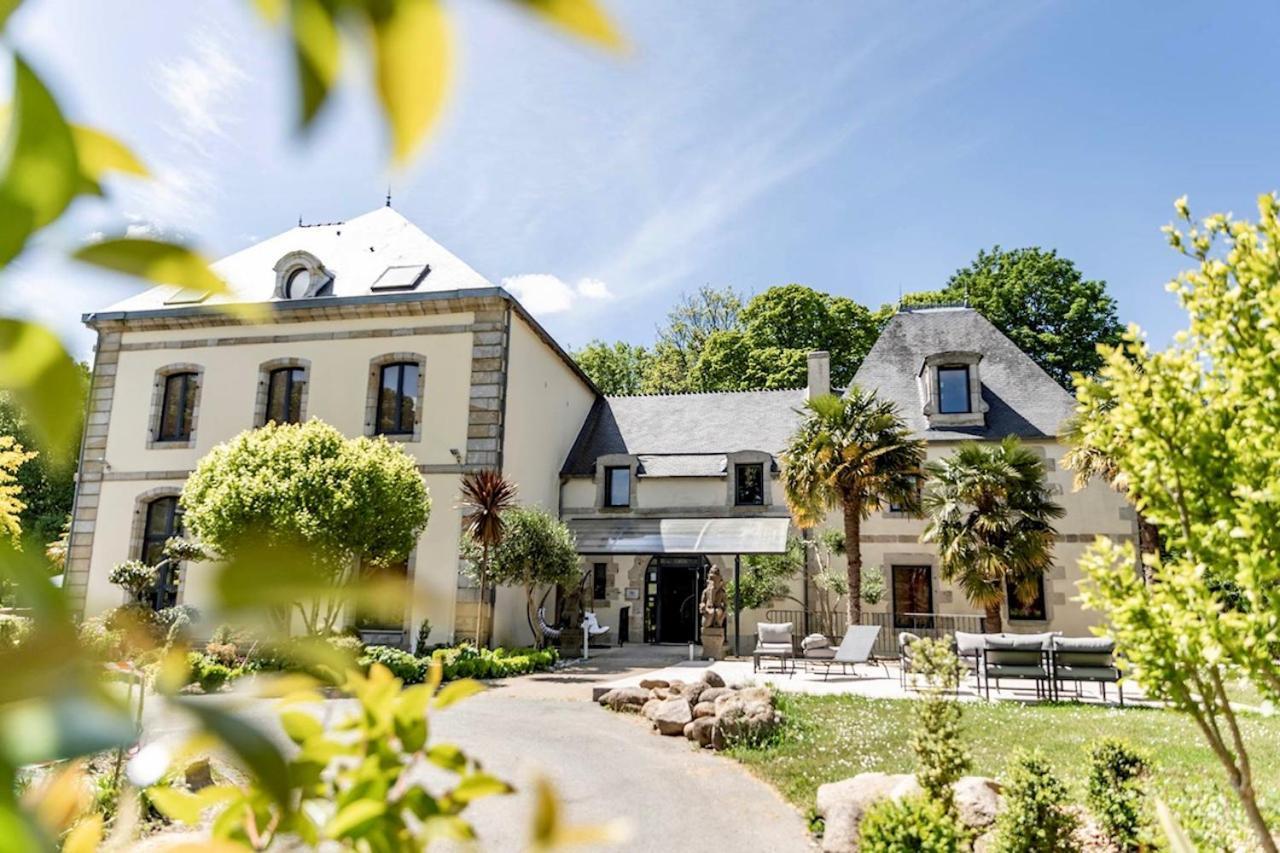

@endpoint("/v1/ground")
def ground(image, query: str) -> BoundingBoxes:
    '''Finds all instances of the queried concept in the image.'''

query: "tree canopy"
[0,371,86,546]
[904,246,1122,387]
[483,505,580,642]
[570,340,652,395]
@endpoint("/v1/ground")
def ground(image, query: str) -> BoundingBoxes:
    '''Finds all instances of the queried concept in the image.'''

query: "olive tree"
[482,506,580,645]
[1075,194,1280,850]
[180,420,430,635]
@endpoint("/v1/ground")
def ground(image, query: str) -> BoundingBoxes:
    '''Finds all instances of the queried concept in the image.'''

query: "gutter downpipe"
[733,554,741,657]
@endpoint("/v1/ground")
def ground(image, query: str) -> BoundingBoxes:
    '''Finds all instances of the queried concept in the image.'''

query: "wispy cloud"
[501,273,613,316]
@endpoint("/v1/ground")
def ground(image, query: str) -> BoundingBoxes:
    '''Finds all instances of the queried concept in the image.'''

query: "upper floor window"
[284,267,310,299]
[735,463,764,506]
[888,474,924,514]
[158,372,198,441]
[265,366,307,424]
[937,365,971,414]
[605,466,630,507]
[139,495,182,609]
[377,362,419,436]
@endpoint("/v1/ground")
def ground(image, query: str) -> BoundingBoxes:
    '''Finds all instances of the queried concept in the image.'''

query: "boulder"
[701,669,726,688]
[651,687,671,700]
[713,686,780,743]
[692,701,716,719]
[700,686,731,704]
[710,724,726,751]
[653,696,694,736]
[954,777,1002,832]
[641,698,662,721]
[679,681,707,705]
[598,687,649,712]
[815,773,922,853]
[683,721,696,738]
[687,716,717,748]
[639,678,669,690]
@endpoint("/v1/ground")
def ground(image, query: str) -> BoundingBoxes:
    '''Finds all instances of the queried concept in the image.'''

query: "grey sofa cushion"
[758,622,793,645]
[953,631,985,654]
[1056,664,1120,681]
[1052,636,1115,654]
[801,633,831,651]
[803,647,837,660]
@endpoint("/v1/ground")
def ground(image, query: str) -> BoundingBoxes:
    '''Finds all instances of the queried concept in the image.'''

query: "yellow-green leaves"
[529,776,629,850]
[512,0,625,50]
[0,320,86,456]
[176,698,293,809]
[71,125,148,184]
[433,677,483,709]
[370,0,451,164]
[73,238,229,298]
[290,0,342,127]
[280,709,324,745]
[146,785,241,826]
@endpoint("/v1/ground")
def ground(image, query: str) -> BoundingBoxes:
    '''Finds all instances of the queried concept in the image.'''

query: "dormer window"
[284,267,310,299]
[273,250,333,299]
[937,366,971,414]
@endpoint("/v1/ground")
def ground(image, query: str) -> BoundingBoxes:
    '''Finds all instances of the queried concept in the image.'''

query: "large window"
[888,474,924,514]
[265,366,307,424]
[376,362,419,436]
[139,496,182,609]
[1007,574,1048,621]
[158,372,198,441]
[592,562,608,600]
[735,463,764,506]
[892,564,934,630]
[356,559,409,630]
[605,466,630,507]
[937,365,971,414]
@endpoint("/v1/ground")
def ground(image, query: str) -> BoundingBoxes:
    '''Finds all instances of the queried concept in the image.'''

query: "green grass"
[727,693,1280,848]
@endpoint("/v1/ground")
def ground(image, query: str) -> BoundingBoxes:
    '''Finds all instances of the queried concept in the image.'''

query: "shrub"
[991,751,1079,852]
[430,644,557,681]
[1086,738,1149,851]
[108,560,157,602]
[328,634,364,659]
[77,615,125,661]
[859,794,966,852]
[156,604,199,645]
[359,645,425,684]
[186,652,238,692]
[0,614,31,649]
[910,638,969,807]
[209,623,256,647]
[414,619,432,656]
[204,642,239,666]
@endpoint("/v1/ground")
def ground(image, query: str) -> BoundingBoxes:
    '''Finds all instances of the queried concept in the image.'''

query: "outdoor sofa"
[753,622,795,674]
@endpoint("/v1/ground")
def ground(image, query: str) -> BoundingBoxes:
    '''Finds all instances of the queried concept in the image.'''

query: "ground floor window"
[643,556,707,644]
[892,564,934,630]
[140,496,182,610]
[1006,574,1048,621]
[592,562,608,601]
[355,558,409,630]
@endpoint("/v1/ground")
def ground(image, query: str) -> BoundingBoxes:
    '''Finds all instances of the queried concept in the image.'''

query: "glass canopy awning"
[566,517,790,555]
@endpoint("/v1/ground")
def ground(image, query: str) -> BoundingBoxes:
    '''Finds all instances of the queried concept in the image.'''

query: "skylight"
[371,264,431,291]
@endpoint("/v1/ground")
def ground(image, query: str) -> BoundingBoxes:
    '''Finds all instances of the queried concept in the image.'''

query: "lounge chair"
[981,633,1053,700]
[1052,636,1123,705]
[582,612,611,646]
[806,625,886,680]
[953,630,985,690]
[753,622,795,674]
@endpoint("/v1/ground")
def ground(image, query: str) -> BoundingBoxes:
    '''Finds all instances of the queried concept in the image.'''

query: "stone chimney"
[806,351,830,399]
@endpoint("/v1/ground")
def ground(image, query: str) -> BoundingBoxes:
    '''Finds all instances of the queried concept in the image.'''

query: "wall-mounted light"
[449,448,463,464]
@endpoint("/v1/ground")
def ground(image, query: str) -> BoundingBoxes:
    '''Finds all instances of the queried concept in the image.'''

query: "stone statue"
[699,566,727,629]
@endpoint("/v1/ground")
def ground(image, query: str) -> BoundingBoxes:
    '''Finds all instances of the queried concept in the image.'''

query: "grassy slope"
[728,693,1280,848]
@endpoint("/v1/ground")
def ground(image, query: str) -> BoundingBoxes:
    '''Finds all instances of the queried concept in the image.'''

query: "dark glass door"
[644,556,706,643]
[892,565,935,630]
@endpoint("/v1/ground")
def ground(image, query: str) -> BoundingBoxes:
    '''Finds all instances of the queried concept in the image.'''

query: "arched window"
[377,361,419,436]
[265,366,307,424]
[284,267,310,299]
[158,372,199,441]
[139,496,183,609]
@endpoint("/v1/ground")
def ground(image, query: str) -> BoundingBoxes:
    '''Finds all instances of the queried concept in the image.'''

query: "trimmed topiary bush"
[186,652,238,692]
[859,793,966,852]
[991,751,1079,852]
[359,645,425,684]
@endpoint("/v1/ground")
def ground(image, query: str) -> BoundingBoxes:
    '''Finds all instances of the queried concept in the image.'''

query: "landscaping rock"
[700,686,731,704]
[693,701,716,719]
[641,698,662,721]
[639,678,669,690]
[815,772,922,853]
[701,670,726,688]
[710,723,726,751]
[714,686,779,743]
[598,687,649,711]
[954,776,1002,832]
[688,716,717,748]
[651,687,671,700]
[184,759,213,792]
[653,696,694,735]
[683,721,696,738]
[680,681,707,705]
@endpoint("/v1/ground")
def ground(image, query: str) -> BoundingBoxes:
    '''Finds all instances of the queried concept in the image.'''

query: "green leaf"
[71,125,148,182]
[510,0,625,50]
[0,320,86,457]
[368,0,450,163]
[326,798,385,838]
[72,238,230,297]
[0,0,24,29]
[252,0,285,23]
[147,786,206,825]
[1154,799,1196,853]
[425,742,466,773]
[61,814,103,853]
[433,678,484,709]
[290,0,342,127]
[176,699,293,809]
[280,710,323,745]
[451,772,512,803]
[422,814,476,842]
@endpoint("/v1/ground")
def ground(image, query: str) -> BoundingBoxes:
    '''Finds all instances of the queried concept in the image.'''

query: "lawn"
[727,693,1280,849]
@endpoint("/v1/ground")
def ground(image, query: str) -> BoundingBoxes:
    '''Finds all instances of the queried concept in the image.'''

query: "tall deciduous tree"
[738,284,880,389]
[571,340,651,395]
[180,420,430,634]
[906,247,1123,387]
[0,435,36,545]
[782,390,924,625]
[921,437,1062,634]
[1076,195,1280,850]
[459,469,517,647]
[484,506,580,646]
[642,284,743,393]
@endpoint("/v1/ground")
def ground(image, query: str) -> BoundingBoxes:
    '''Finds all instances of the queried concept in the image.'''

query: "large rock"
[639,678,669,690]
[954,776,1002,832]
[687,716,717,748]
[679,681,707,705]
[598,687,649,712]
[700,686,731,704]
[692,701,716,719]
[653,696,693,735]
[701,670,726,688]
[713,686,779,743]
[641,698,662,721]
[815,773,922,853]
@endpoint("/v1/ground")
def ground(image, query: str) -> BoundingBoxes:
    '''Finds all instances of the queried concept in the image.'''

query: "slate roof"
[561,389,807,476]
[851,306,1076,441]
[99,207,491,313]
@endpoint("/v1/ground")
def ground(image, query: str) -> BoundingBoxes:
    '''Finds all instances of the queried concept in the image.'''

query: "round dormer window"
[285,267,309,299]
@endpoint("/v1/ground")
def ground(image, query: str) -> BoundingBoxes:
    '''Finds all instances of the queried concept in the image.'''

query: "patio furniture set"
[751,621,1124,704]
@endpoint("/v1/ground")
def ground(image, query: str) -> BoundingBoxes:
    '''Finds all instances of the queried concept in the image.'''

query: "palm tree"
[922,437,1064,634]
[782,390,925,627]
[459,469,517,647]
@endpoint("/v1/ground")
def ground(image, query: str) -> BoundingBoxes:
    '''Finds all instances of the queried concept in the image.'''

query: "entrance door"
[643,556,706,643]
[892,565,935,630]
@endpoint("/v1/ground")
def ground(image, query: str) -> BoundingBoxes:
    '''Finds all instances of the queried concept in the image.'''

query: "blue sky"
[2,1,1278,360]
